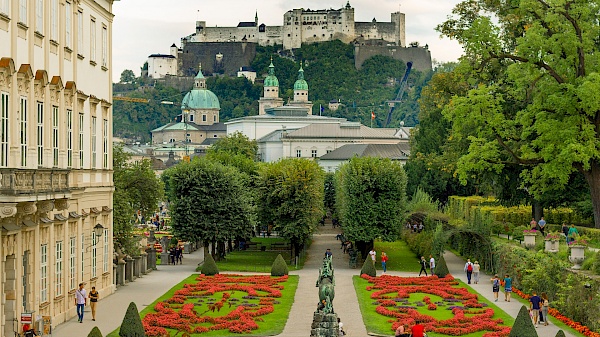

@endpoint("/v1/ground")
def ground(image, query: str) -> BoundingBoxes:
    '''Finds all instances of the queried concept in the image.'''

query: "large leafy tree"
[437,0,600,227]
[256,158,324,259]
[164,158,254,259]
[113,145,164,256]
[335,157,407,258]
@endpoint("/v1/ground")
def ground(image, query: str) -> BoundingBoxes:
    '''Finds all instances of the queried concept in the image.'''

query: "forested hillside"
[113,41,431,142]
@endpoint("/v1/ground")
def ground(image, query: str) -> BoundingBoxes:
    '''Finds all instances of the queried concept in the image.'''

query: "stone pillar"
[133,256,142,278]
[146,247,157,270]
[184,242,191,254]
[113,263,117,285]
[117,259,126,286]
[125,257,134,282]
[140,252,148,274]
[310,312,339,337]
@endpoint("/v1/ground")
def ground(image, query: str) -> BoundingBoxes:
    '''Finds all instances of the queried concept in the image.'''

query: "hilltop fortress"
[185,1,405,50]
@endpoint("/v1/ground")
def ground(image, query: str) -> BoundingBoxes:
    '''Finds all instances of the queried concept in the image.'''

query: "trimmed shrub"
[119,302,145,337]
[434,255,449,278]
[271,254,289,276]
[201,253,219,276]
[554,330,566,337]
[87,326,103,337]
[360,256,376,277]
[509,306,538,337]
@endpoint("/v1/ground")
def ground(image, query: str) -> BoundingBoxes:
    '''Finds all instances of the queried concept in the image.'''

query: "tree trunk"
[582,163,600,228]
[531,199,543,221]
[203,240,209,258]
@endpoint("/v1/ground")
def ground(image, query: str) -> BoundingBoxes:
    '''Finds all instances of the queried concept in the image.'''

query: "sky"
[112,0,464,79]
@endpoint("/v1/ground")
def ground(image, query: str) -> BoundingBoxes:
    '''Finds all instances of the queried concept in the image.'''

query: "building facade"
[147,44,178,79]
[0,0,115,334]
[185,2,405,50]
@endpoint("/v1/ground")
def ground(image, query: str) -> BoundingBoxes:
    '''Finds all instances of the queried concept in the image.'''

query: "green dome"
[181,90,220,110]
[294,64,308,90]
[264,61,279,87]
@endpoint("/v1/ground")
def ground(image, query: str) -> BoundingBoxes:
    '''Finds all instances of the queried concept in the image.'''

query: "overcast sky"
[112,0,464,79]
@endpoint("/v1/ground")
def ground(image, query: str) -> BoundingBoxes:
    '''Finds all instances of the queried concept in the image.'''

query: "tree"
[207,131,258,160]
[87,326,103,337]
[509,306,538,337]
[256,158,324,259]
[119,302,145,337]
[113,144,164,256]
[164,157,255,259]
[271,254,289,276]
[336,157,407,258]
[437,0,600,227]
[120,69,135,84]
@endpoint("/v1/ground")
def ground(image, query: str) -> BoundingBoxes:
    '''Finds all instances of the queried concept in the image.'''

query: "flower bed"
[360,274,511,337]
[142,274,292,336]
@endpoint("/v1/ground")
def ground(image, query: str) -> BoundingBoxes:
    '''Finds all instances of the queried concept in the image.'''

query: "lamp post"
[86,223,104,251]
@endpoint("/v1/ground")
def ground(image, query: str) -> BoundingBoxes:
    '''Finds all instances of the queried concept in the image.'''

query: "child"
[491,274,500,302]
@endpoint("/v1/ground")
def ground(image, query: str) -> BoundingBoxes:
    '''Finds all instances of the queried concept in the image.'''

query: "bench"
[245,242,261,251]
[270,242,291,251]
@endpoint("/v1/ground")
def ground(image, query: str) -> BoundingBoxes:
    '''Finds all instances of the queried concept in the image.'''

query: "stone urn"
[569,245,585,269]
[544,240,559,253]
[523,233,537,248]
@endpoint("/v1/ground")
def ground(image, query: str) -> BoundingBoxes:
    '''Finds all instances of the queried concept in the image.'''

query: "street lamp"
[85,224,105,251]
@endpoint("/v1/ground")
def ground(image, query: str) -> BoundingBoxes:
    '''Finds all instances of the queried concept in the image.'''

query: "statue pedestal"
[310,312,339,337]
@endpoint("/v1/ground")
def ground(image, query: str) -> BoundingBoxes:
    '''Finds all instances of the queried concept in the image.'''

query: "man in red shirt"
[411,323,426,337]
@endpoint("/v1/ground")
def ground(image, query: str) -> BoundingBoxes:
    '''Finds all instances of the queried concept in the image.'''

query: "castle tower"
[258,58,284,115]
[289,61,313,114]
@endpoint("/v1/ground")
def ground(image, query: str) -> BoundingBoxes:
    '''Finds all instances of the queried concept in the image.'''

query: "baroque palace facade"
[0,0,115,335]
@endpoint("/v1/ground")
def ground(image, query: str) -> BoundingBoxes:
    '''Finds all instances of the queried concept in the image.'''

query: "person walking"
[541,292,549,326]
[325,248,332,258]
[369,248,376,265]
[88,286,99,321]
[504,274,513,302]
[491,274,500,302]
[562,222,569,240]
[75,283,87,323]
[464,259,474,284]
[530,218,538,231]
[418,256,428,276]
[567,224,579,244]
[381,251,388,273]
[429,255,435,276]
[410,323,426,337]
[473,261,481,284]
[538,217,547,237]
[529,291,542,327]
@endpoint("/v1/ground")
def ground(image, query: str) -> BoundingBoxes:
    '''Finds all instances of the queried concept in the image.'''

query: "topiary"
[201,253,219,276]
[87,326,103,337]
[554,330,566,337]
[360,256,376,277]
[509,305,538,337]
[271,254,289,276]
[434,254,450,278]
[119,302,145,337]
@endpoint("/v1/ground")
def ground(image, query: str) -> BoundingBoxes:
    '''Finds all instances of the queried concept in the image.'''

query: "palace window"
[103,228,109,273]
[18,0,26,25]
[296,149,302,158]
[35,0,43,34]
[91,232,97,278]
[91,116,97,168]
[69,236,76,290]
[65,2,72,48]
[79,113,84,167]
[55,241,63,296]
[0,92,8,167]
[37,102,43,166]
[102,25,107,67]
[0,0,9,16]
[311,149,317,158]
[90,18,96,62]
[50,0,57,41]
[52,106,59,166]
[40,244,48,303]
[77,10,83,54]
[67,109,73,167]
[20,97,27,167]
[103,119,108,168]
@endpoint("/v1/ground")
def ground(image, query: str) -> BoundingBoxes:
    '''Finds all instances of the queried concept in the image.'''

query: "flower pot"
[569,245,585,269]
[544,240,559,253]
[523,233,536,248]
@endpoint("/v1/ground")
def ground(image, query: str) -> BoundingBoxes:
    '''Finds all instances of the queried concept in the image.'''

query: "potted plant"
[544,231,561,252]
[568,235,589,269]
[523,229,537,248]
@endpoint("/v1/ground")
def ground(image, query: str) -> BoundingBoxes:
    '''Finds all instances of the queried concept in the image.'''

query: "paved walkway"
[53,228,577,337]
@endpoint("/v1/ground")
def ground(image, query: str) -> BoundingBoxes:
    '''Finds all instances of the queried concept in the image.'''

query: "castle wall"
[191,26,258,43]
[354,44,432,72]
[355,22,398,45]
[258,26,284,46]
[178,42,257,76]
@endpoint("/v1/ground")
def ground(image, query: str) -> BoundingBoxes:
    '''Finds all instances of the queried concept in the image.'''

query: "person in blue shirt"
[538,217,547,237]
[325,248,332,258]
[503,274,512,302]
[529,291,542,327]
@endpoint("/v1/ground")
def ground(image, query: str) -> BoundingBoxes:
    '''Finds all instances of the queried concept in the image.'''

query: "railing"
[0,168,70,195]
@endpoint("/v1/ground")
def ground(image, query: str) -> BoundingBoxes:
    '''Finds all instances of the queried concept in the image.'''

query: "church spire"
[194,63,206,89]
[255,10,258,25]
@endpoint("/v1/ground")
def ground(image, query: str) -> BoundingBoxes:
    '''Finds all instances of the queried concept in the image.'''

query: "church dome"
[294,64,308,90]
[264,60,279,87]
[181,66,220,109]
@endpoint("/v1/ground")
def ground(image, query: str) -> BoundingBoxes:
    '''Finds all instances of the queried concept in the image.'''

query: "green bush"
[119,302,145,337]
[509,305,538,337]
[360,256,377,277]
[87,326,103,337]
[434,255,449,278]
[271,254,289,276]
[554,330,566,337]
[201,253,219,276]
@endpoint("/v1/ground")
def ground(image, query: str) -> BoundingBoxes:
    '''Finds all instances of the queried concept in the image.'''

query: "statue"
[316,255,335,314]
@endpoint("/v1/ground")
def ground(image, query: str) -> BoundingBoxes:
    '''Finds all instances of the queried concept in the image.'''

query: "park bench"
[270,242,291,251]
[245,242,261,251]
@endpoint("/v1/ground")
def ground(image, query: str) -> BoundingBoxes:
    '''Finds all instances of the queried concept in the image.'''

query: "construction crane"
[385,61,413,127]
[112,96,150,103]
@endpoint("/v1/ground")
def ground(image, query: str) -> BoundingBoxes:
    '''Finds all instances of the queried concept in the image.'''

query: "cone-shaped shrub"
[271,254,289,276]
[201,253,219,276]
[119,302,145,337]
[360,256,376,277]
[509,306,538,337]
[434,255,449,278]
[87,326,103,337]
[554,330,566,337]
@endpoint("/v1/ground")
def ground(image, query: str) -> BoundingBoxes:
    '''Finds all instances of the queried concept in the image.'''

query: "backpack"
[467,263,473,272]
[493,279,500,287]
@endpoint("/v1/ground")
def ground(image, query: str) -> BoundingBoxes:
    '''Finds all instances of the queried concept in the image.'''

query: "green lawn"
[214,238,306,272]
[107,274,299,337]
[374,240,421,272]
[353,276,514,337]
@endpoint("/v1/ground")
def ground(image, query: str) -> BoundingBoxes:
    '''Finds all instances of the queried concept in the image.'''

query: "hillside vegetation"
[113,41,431,142]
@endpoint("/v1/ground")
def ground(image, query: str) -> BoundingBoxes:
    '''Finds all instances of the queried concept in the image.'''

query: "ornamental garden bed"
[354,274,514,337]
[108,274,298,337]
